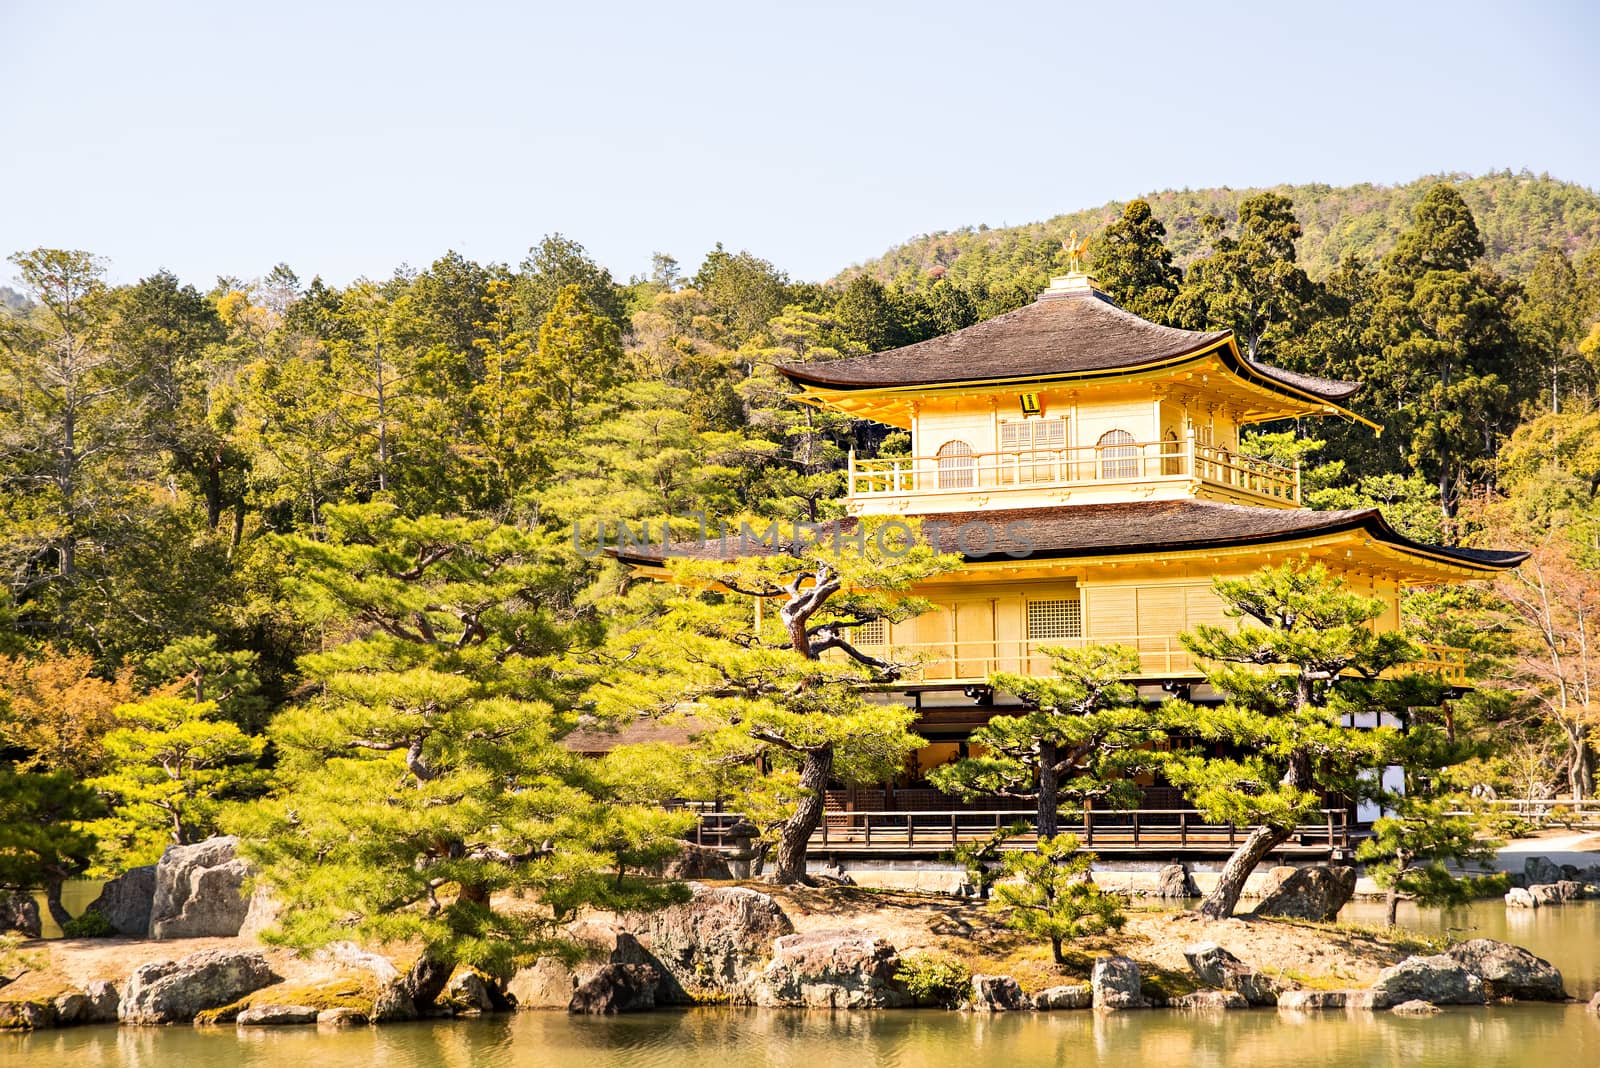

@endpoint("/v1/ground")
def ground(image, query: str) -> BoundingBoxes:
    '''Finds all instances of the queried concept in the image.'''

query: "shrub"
[991,834,1125,964]
[62,909,115,938]
[894,951,971,1008]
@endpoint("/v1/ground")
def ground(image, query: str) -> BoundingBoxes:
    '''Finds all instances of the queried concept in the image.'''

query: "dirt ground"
[762,885,1428,994]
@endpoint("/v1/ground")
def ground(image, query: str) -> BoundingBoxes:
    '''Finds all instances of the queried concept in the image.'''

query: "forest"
[1,173,1599,988]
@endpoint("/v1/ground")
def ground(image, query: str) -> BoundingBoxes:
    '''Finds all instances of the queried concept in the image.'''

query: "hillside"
[842,171,1600,289]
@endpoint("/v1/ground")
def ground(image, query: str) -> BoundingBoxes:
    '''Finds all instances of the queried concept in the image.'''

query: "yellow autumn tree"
[0,648,135,775]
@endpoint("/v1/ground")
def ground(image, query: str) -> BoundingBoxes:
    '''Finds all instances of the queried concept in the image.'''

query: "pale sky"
[2,0,1597,288]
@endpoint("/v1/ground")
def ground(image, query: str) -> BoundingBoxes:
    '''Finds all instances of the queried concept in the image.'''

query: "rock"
[1445,939,1566,1000]
[1276,989,1348,1011]
[445,970,494,1014]
[1155,862,1198,899]
[51,992,88,1025]
[1181,942,1284,1005]
[751,929,908,1008]
[1251,865,1356,922]
[1171,989,1249,1010]
[1589,991,1600,1014]
[1524,856,1563,886]
[508,958,578,1010]
[1528,880,1584,905]
[568,964,660,1014]
[370,983,416,1023]
[80,866,156,938]
[1033,983,1093,1011]
[311,941,401,984]
[1254,866,1300,897]
[149,836,252,939]
[119,949,279,1024]
[0,999,56,1030]
[662,842,734,880]
[1505,887,1539,909]
[0,892,42,939]
[969,974,1026,1011]
[237,884,283,940]
[1366,954,1485,1009]
[317,1007,368,1026]
[814,863,855,887]
[621,883,793,1004]
[82,981,119,1023]
[237,1004,319,1026]
[1390,999,1442,1016]
[1091,955,1144,1011]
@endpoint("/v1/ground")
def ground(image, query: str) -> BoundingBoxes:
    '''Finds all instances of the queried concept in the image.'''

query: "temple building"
[613,267,1527,830]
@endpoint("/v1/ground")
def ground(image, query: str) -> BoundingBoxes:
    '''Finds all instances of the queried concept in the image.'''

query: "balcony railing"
[849,636,1473,686]
[848,437,1300,505]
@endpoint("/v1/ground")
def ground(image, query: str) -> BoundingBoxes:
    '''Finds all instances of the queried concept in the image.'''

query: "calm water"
[6,900,1598,1066]
[6,1005,1598,1068]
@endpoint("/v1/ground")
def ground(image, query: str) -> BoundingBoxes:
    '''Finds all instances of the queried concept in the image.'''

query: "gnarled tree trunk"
[1037,741,1060,840]
[1195,824,1292,919]
[771,746,833,884]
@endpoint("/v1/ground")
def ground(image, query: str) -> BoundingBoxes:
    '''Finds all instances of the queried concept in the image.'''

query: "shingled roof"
[780,286,1361,404]
[613,499,1527,573]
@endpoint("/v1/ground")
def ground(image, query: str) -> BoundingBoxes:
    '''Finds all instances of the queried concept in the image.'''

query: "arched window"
[936,440,975,489]
[1161,429,1182,476]
[1096,429,1139,480]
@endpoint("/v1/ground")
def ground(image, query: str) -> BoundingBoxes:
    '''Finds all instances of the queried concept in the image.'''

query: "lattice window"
[1000,417,1066,482]
[936,439,975,489]
[1027,598,1082,640]
[853,619,888,646]
[1096,428,1139,480]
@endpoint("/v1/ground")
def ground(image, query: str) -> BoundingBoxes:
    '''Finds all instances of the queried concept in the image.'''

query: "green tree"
[1087,199,1183,322]
[531,284,625,442]
[1165,562,1423,919]
[611,516,960,883]
[86,696,266,868]
[929,645,1169,838]
[948,819,1028,900]
[1357,796,1498,925]
[1170,193,1321,359]
[991,833,1124,964]
[0,769,101,930]
[234,503,689,1006]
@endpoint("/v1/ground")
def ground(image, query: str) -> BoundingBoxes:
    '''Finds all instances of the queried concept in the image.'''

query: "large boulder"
[751,929,908,1008]
[370,983,417,1023]
[621,883,793,1003]
[1182,942,1284,1005]
[1505,887,1539,909]
[1091,954,1144,1010]
[81,981,119,1023]
[1033,983,1093,1011]
[1528,881,1585,906]
[237,1004,319,1026]
[507,921,649,1009]
[1154,863,1198,899]
[1445,939,1566,1001]
[1524,856,1564,886]
[0,892,41,939]
[1251,865,1356,922]
[80,866,156,938]
[237,884,283,940]
[568,964,660,1014]
[662,843,734,880]
[1366,954,1485,1009]
[970,974,1026,1011]
[1277,989,1349,1011]
[1171,990,1249,1010]
[149,837,252,939]
[0,999,56,1030]
[445,970,495,1014]
[119,949,279,1024]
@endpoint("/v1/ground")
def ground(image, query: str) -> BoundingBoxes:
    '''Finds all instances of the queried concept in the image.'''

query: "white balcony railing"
[848,636,1471,686]
[848,437,1300,505]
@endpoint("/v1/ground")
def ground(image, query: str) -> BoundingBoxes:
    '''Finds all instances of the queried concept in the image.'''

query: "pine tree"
[86,695,266,868]
[1357,796,1498,925]
[990,834,1125,964]
[1087,200,1183,323]
[0,769,101,930]
[232,503,690,1006]
[1165,562,1423,919]
[607,515,960,884]
[929,645,1171,838]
